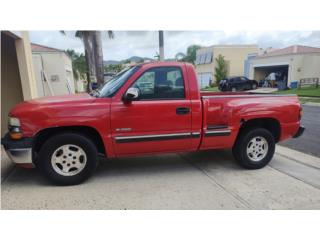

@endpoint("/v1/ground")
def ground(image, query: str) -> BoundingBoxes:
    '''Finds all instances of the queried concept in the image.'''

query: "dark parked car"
[219,76,258,92]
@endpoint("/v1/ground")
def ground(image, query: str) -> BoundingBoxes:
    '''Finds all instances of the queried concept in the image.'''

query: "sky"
[29,31,320,61]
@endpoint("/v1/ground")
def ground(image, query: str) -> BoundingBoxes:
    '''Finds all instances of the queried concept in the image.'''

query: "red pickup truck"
[2,62,304,185]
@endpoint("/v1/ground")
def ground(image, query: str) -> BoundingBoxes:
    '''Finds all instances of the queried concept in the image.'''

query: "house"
[195,45,259,88]
[1,31,37,137]
[248,45,320,87]
[31,43,75,96]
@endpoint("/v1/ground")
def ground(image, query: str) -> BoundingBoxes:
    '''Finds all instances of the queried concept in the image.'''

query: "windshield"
[91,66,141,97]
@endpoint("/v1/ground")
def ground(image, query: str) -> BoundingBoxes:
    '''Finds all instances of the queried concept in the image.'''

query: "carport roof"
[257,45,320,58]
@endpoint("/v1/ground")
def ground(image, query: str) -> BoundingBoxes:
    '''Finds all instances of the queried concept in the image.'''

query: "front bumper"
[1,133,33,164]
[293,125,305,138]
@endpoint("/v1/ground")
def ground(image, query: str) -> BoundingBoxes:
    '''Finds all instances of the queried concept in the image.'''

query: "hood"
[8,93,111,137]
[10,93,95,116]
[28,93,94,105]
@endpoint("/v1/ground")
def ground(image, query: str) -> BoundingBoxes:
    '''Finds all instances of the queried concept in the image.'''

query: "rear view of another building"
[31,43,75,97]
[195,45,259,88]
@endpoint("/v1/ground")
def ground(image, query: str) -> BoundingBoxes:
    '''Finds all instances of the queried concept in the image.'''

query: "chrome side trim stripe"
[114,129,231,143]
[202,94,296,99]
[191,132,201,138]
[207,125,228,130]
[204,130,231,137]
[115,132,200,143]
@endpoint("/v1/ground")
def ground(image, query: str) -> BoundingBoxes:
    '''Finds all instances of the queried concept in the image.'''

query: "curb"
[302,102,320,107]
[276,145,320,169]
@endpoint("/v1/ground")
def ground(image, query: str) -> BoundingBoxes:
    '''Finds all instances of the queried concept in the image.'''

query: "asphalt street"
[280,105,320,157]
[2,147,320,210]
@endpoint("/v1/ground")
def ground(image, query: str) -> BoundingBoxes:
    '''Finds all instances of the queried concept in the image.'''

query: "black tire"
[232,128,275,169]
[38,132,99,185]
[252,83,257,89]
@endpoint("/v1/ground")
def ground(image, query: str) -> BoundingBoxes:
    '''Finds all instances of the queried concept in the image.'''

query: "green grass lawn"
[201,86,219,92]
[299,97,320,104]
[200,85,320,101]
[276,86,320,97]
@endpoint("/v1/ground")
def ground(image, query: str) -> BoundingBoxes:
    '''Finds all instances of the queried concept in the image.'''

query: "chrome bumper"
[293,125,305,138]
[5,148,33,164]
[1,133,33,164]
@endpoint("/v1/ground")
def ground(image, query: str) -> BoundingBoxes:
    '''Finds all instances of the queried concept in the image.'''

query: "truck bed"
[199,92,300,150]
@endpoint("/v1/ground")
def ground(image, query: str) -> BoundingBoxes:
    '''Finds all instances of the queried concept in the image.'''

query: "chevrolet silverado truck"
[2,62,304,185]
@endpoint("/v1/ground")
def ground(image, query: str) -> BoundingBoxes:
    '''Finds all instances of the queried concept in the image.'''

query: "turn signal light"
[10,132,23,140]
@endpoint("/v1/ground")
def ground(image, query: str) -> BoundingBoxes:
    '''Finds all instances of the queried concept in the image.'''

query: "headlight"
[9,117,21,127]
[8,117,22,139]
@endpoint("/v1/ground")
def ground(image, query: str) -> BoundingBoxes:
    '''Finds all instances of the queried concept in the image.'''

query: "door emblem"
[116,128,132,132]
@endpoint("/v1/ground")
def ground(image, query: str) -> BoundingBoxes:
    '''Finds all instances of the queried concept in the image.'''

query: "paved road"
[280,105,320,157]
[2,148,320,210]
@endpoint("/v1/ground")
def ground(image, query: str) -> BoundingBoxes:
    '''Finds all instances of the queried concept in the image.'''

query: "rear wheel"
[252,83,257,89]
[232,128,275,169]
[38,132,99,185]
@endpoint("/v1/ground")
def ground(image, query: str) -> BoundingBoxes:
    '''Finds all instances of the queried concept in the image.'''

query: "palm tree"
[61,31,114,91]
[175,45,201,65]
[65,49,87,81]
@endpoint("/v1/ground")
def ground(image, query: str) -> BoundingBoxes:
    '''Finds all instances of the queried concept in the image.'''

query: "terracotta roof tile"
[257,45,320,58]
[31,43,64,52]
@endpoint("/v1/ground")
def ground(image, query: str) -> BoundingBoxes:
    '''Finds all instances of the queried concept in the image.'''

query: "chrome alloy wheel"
[246,136,269,162]
[51,144,87,176]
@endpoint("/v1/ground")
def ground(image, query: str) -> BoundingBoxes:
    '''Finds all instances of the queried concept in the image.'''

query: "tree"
[214,54,228,85]
[104,64,125,73]
[61,31,114,92]
[176,45,201,65]
[175,52,185,61]
[65,49,87,81]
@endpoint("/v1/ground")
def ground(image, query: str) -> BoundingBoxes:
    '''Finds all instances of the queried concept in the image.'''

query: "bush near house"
[214,54,228,85]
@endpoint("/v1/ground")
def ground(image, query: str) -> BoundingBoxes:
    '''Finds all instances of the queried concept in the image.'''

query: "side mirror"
[123,87,140,102]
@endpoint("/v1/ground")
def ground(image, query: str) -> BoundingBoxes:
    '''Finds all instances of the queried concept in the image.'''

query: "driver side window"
[132,67,185,100]
[134,71,155,96]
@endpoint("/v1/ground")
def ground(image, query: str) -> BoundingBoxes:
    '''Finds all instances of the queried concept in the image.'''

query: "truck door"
[111,66,192,156]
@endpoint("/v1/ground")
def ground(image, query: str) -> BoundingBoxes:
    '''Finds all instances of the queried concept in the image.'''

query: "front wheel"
[232,128,275,169]
[38,132,99,185]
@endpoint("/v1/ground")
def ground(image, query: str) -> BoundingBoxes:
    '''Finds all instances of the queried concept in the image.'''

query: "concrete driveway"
[1,146,320,210]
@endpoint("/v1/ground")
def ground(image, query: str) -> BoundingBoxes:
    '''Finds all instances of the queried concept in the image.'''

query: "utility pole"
[159,31,164,61]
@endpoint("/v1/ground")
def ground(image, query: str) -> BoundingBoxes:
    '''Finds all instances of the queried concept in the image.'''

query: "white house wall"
[249,54,320,86]
[301,55,320,79]
[32,52,75,97]
[63,53,75,94]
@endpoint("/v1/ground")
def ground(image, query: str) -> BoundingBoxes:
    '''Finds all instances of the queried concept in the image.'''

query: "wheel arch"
[238,117,281,143]
[33,126,106,158]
